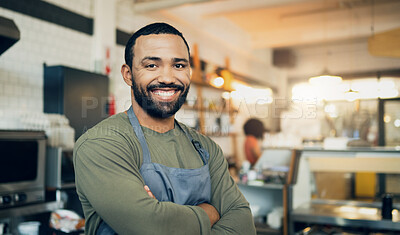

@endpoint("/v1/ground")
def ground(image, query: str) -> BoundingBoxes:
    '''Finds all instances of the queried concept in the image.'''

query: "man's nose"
[157,66,176,84]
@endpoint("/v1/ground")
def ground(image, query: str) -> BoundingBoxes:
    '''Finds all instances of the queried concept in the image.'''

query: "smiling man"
[73,22,256,235]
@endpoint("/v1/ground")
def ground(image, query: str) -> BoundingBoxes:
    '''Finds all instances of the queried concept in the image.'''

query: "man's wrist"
[197,203,220,227]
[187,205,212,233]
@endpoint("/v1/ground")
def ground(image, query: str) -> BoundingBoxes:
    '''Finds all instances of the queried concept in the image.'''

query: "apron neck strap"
[127,106,152,164]
[127,106,208,165]
[175,121,209,165]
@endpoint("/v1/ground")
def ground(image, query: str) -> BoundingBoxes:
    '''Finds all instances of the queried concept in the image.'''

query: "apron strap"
[127,106,209,165]
[127,106,152,164]
[175,120,209,165]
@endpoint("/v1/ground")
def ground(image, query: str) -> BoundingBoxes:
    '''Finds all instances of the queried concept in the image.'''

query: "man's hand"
[197,203,220,227]
[144,185,155,199]
[144,186,219,227]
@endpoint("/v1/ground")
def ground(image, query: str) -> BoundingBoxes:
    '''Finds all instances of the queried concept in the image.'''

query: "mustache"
[147,83,185,91]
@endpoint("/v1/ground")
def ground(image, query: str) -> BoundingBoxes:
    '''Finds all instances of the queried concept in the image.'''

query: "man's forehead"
[134,34,188,57]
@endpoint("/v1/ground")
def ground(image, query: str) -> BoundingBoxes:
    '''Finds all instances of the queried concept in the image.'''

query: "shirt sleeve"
[74,134,212,235]
[201,136,257,234]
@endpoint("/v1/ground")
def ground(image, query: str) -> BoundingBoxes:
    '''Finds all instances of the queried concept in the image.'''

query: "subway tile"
[0,96,8,108]
[9,97,18,107]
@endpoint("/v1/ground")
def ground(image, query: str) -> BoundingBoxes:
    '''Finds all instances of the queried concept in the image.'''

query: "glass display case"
[237,148,301,235]
[291,148,400,234]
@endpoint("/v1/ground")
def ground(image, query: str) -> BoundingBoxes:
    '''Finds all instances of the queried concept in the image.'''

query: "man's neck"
[130,100,175,133]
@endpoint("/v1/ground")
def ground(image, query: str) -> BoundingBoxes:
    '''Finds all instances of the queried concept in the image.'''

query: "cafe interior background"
[0,0,400,234]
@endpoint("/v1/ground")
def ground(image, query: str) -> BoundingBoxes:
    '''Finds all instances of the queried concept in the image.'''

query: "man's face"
[131,34,191,118]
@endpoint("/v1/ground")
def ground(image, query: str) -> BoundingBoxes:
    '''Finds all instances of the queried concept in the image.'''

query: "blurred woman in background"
[243,119,268,167]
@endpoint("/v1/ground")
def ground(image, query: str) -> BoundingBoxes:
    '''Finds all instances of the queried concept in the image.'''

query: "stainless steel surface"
[0,190,44,209]
[0,130,46,140]
[57,183,76,190]
[237,182,284,190]
[45,147,62,188]
[45,147,76,190]
[303,146,400,153]
[263,146,400,153]
[0,201,64,218]
[292,199,400,231]
[0,130,46,207]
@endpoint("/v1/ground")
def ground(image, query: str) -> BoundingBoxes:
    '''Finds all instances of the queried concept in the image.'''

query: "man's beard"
[132,81,189,118]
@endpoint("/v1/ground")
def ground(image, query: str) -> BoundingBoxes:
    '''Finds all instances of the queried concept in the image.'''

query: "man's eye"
[146,64,157,69]
[175,64,186,69]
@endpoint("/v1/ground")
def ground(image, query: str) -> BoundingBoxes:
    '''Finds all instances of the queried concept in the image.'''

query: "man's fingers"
[144,185,156,199]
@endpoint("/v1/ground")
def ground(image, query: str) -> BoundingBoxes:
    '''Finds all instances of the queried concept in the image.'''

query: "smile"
[152,90,177,97]
[150,88,180,101]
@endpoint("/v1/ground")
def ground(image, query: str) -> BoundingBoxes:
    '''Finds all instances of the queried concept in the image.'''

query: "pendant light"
[309,68,342,85]
[309,0,342,86]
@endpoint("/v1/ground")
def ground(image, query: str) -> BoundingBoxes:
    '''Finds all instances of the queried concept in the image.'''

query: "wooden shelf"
[191,79,233,92]
[181,104,230,114]
[191,44,238,164]
[206,133,231,137]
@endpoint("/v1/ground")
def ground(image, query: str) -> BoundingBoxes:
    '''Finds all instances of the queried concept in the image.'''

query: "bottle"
[381,193,393,220]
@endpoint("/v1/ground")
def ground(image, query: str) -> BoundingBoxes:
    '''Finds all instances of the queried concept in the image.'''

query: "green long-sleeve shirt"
[73,112,256,235]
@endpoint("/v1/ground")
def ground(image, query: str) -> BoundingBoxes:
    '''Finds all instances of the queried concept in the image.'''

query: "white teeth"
[153,90,175,97]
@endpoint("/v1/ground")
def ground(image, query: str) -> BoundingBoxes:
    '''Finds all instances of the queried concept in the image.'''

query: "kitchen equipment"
[43,65,109,140]
[0,16,20,55]
[0,130,46,208]
[381,193,393,220]
[45,147,75,189]
[17,221,40,235]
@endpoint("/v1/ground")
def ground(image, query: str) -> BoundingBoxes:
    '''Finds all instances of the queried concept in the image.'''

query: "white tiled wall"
[112,45,131,113]
[0,4,93,116]
[43,0,94,18]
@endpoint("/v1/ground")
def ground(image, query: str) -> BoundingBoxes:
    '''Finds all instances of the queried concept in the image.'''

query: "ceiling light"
[309,69,342,85]
[344,88,359,102]
[210,76,224,88]
[221,92,230,100]
[384,115,391,123]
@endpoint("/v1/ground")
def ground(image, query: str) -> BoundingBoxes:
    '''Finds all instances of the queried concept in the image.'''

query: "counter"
[292,199,400,231]
[290,147,400,234]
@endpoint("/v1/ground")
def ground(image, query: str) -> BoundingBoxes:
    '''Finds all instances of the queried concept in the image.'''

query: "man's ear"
[121,64,133,86]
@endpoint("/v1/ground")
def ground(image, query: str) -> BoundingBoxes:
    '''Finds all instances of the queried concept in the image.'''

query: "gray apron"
[97,106,212,234]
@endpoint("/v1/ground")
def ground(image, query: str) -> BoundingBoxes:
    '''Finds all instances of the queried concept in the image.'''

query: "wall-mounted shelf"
[181,104,230,114]
[191,79,233,92]
[186,44,238,163]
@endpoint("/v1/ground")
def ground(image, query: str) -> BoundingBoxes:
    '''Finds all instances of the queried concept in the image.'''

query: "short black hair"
[243,119,268,139]
[124,22,190,69]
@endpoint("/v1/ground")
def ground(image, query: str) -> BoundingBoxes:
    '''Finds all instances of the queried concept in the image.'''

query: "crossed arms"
[74,133,256,234]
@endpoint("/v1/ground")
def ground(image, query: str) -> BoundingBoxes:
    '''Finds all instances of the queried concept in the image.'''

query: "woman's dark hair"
[124,22,190,69]
[243,119,267,139]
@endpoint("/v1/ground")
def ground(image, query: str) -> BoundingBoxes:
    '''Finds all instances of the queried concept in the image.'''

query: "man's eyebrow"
[141,57,162,63]
[173,58,189,63]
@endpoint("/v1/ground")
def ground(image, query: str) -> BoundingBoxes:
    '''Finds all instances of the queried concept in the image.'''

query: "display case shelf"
[292,199,400,231]
[290,148,400,234]
[237,182,285,190]
[255,223,281,235]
